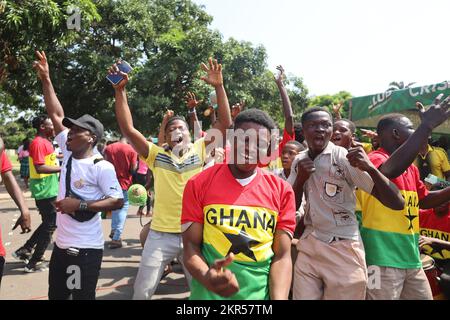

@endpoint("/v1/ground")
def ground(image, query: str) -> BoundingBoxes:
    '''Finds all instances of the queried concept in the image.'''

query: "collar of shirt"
[419,144,433,160]
[309,141,335,159]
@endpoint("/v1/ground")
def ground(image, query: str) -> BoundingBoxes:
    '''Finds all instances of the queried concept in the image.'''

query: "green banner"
[348,81,450,134]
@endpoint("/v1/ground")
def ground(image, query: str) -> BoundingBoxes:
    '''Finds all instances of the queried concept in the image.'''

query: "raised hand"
[204,107,214,117]
[185,92,202,110]
[416,94,450,130]
[108,61,129,90]
[200,58,223,88]
[205,253,239,297]
[332,102,343,119]
[274,65,285,85]
[347,146,374,172]
[231,101,245,119]
[32,50,50,81]
[163,109,174,121]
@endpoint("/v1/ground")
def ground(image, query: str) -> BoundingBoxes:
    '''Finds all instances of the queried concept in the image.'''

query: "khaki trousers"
[293,234,367,300]
[366,266,433,300]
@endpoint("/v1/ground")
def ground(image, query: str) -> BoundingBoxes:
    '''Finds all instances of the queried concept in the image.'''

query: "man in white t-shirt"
[33,50,124,300]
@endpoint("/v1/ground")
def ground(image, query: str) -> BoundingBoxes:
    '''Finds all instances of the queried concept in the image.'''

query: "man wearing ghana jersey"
[182,109,296,300]
[419,183,450,299]
[357,95,450,300]
[12,114,60,273]
[110,58,232,300]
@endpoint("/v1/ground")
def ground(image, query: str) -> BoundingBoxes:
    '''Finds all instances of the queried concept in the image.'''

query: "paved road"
[0,178,189,300]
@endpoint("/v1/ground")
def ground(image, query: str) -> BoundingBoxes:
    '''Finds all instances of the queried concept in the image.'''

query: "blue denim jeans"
[111,190,129,241]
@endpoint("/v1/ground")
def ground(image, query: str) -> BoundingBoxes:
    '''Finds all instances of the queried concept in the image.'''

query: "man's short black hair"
[164,116,188,132]
[31,114,49,131]
[335,118,356,134]
[376,113,406,135]
[234,109,277,131]
[301,107,332,125]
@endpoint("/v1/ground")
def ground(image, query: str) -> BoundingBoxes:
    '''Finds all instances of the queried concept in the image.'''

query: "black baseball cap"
[62,114,104,141]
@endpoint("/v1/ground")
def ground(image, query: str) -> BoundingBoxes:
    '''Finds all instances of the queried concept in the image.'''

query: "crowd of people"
[0,50,449,300]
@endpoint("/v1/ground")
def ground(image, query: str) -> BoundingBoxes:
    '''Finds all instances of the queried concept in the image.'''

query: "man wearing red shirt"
[182,109,296,300]
[419,183,450,299]
[0,137,31,285]
[104,137,138,249]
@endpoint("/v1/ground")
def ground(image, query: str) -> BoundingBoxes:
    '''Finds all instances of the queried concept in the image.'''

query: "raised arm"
[332,103,343,121]
[157,110,174,147]
[380,95,450,179]
[185,92,203,141]
[201,58,232,147]
[109,63,150,159]
[274,66,294,135]
[32,51,66,135]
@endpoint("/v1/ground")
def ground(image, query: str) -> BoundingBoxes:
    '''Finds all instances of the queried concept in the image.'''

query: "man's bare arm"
[33,51,66,135]
[109,64,150,159]
[269,230,293,300]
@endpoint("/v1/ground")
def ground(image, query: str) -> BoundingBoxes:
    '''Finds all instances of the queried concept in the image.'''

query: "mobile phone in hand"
[106,60,133,85]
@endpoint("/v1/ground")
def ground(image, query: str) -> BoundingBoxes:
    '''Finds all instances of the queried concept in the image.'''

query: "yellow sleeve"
[141,142,160,170]
[194,137,206,163]
[437,149,450,173]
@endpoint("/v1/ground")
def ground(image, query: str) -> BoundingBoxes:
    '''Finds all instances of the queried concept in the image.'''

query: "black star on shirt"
[429,245,446,259]
[224,227,260,262]
[404,207,418,231]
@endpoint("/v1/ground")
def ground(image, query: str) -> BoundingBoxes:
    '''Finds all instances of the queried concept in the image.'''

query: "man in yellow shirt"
[414,143,450,181]
[109,58,232,300]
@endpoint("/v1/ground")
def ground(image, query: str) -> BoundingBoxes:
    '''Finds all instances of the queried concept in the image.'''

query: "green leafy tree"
[0,0,100,108]
[1,0,310,136]
[308,91,352,119]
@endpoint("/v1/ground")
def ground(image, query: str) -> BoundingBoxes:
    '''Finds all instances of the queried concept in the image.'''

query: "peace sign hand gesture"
[32,51,50,81]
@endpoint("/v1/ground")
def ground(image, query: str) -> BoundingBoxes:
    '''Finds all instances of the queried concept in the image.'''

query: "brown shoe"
[108,240,123,249]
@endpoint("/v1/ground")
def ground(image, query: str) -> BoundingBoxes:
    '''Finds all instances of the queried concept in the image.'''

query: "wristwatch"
[79,200,88,211]
[187,108,196,115]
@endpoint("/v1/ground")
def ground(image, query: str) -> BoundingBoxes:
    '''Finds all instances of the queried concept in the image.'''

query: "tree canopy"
[1,0,310,139]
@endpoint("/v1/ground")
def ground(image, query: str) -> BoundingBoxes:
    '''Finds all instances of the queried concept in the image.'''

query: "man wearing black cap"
[33,50,124,300]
